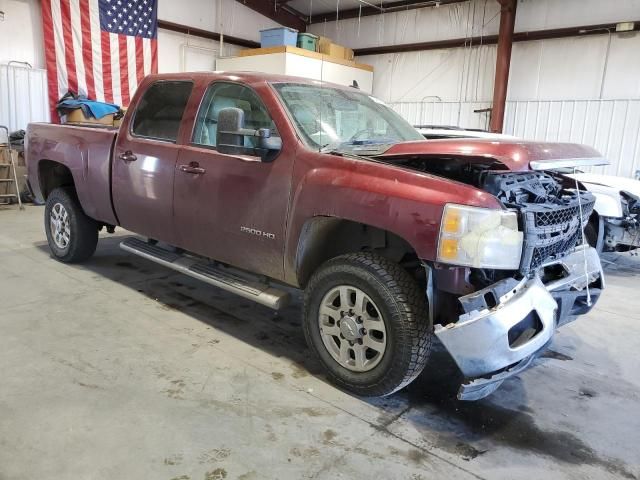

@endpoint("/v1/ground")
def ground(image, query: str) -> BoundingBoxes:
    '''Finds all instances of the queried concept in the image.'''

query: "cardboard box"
[63,108,114,126]
[317,37,354,61]
[344,47,355,61]
[317,36,332,54]
[327,43,346,59]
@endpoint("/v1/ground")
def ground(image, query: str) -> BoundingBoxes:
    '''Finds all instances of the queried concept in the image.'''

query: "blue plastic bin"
[260,27,298,48]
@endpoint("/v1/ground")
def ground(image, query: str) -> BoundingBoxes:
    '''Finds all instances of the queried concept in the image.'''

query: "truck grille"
[519,192,595,274]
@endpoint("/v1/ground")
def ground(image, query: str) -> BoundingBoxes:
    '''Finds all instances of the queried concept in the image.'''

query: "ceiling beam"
[158,20,260,49]
[235,0,307,32]
[353,20,640,56]
[309,0,468,24]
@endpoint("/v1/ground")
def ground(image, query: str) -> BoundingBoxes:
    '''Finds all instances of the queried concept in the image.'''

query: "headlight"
[437,204,523,269]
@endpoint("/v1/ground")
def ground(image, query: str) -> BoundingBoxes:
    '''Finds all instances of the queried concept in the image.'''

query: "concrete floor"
[1,205,639,480]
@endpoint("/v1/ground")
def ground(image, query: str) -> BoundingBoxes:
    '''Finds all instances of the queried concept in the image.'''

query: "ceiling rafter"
[235,0,307,31]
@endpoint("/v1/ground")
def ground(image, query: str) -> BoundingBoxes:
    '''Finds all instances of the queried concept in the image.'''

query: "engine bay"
[389,155,596,275]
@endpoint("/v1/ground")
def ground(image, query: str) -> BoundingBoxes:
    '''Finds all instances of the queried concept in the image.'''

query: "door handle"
[119,150,137,162]
[179,162,206,175]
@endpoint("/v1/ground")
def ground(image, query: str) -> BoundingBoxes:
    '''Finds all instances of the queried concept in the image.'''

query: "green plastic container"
[297,33,318,51]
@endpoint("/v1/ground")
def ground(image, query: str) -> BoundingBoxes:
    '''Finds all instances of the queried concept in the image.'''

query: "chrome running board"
[120,237,290,310]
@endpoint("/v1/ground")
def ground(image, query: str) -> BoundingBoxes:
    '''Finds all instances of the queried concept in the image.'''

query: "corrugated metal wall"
[0,64,50,141]
[390,99,640,178]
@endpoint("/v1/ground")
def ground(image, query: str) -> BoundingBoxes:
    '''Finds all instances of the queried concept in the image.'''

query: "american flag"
[42,0,158,117]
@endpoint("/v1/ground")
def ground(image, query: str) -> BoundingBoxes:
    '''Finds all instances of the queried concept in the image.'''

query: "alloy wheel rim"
[50,203,71,249]
[318,285,387,372]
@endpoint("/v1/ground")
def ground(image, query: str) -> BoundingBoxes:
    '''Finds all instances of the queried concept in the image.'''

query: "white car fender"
[579,183,623,218]
[564,173,640,218]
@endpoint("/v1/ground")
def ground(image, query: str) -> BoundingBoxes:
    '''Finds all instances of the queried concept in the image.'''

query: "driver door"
[173,82,293,280]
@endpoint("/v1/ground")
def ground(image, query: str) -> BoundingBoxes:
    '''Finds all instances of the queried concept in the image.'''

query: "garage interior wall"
[309,0,640,177]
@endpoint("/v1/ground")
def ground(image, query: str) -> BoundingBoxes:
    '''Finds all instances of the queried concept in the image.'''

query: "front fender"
[578,184,624,218]
[283,154,502,285]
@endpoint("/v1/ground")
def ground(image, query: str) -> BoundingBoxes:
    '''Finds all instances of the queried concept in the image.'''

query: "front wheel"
[303,253,432,397]
[44,187,98,263]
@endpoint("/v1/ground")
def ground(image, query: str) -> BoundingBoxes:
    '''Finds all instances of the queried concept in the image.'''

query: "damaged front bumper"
[434,245,604,401]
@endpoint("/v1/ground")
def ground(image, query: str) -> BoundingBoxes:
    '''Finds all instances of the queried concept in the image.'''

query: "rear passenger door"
[112,81,193,244]
[173,81,294,280]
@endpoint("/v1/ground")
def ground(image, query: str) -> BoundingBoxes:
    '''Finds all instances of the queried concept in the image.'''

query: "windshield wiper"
[320,141,345,153]
[320,139,398,154]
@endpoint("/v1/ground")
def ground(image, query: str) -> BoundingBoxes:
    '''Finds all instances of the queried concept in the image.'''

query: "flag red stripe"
[41,0,59,121]
[79,0,96,99]
[118,35,130,106]
[42,0,158,112]
[101,31,113,103]
[151,38,158,74]
[135,36,144,83]
[59,0,78,94]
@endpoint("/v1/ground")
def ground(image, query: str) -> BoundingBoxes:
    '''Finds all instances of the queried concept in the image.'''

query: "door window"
[131,81,193,142]
[192,82,278,149]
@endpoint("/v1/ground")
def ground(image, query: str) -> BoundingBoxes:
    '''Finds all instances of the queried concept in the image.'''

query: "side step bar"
[120,237,290,310]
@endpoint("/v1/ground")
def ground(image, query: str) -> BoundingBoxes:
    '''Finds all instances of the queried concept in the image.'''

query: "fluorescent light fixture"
[616,22,635,32]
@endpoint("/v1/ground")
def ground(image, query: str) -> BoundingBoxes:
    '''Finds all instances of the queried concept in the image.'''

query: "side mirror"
[216,107,282,162]
[255,128,282,163]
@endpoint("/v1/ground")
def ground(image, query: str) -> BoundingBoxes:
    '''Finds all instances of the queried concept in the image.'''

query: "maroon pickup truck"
[27,72,605,400]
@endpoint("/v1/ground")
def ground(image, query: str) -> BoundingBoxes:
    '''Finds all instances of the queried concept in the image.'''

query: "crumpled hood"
[567,172,640,198]
[375,139,608,172]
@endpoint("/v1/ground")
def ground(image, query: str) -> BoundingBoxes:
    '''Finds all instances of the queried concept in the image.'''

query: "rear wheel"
[303,253,432,397]
[44,187,98,263]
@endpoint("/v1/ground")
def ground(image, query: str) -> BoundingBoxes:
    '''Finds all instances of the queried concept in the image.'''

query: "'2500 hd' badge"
[240,226,275,240]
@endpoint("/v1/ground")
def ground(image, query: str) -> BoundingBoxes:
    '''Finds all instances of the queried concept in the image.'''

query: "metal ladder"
[0,125,24,210]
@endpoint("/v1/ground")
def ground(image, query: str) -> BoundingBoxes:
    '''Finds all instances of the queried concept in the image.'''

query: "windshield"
[272,82,424,154]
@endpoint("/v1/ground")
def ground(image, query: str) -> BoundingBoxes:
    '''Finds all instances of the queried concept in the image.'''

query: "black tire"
[584,219,603,254]
[44,187,98,263]
[303,252,432,397]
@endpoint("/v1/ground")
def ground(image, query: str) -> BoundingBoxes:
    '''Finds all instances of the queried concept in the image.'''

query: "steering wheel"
[349,128,375,143]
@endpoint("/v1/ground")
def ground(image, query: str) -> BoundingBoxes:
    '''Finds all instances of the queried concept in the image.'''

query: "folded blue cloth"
[57,98,120,119]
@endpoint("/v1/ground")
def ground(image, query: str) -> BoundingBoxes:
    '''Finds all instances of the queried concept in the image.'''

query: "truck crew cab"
[27,72,605,400]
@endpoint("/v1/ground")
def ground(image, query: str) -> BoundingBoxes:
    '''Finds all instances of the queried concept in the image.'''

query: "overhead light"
[616,22,635,32]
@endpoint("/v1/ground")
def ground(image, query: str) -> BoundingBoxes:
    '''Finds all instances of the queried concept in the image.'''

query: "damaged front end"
[432,171,605,400]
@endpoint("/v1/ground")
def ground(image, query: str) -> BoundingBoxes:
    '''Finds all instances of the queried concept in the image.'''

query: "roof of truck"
[144,71,355,91]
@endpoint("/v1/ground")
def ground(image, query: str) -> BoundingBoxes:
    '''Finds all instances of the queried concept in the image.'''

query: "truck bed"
[26,122,119,226]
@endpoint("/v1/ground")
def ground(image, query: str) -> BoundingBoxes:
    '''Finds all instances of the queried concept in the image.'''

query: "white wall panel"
[359,44,496,103]
[0,64,49,135]
[308,0,640,50]
[0,0,45,68]
[503,99,640,178]
[158,29,242,74]
[158,0,282,45]
[360,33,640,103]
[391,100,492,129]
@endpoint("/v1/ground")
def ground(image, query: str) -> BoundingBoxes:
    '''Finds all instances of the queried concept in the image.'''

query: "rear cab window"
[131,81,193,142]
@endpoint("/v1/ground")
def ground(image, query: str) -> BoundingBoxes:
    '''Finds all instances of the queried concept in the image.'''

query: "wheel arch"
[38,159,75,200]
[294,216,423,289]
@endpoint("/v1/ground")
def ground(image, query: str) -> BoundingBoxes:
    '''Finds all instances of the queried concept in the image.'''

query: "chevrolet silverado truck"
[27,72,606,400]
